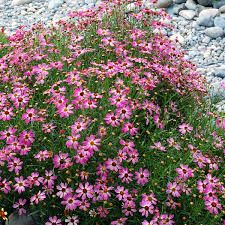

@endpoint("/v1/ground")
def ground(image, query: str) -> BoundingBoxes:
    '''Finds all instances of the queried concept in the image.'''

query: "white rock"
[219,5,225,13]
[0,0,6,3]
[185,0,197,10]
[205,26,224,39]
[169,33,185,45]
[48,0,64,9]
[197,8,219,27]
[179,10,196,20]
[214,16,225,28]
[157,0,173,8]
[12,0,32,6]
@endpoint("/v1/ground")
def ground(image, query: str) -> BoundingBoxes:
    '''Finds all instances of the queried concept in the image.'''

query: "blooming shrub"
[0,0,225,224]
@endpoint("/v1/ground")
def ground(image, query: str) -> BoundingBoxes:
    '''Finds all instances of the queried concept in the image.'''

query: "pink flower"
[82,135,101,152]
[13,198,27,215]
[30,191,46,204]
[61,194,80,211]
[115,186,129,201]
[139,200,154,217]
[45,216,62,225]
[14,176,28,194]
[0,107,14,121]
[150,142,166,152]
[21,108,37,124]
[121,123,138,136]
[135,168,150,186]
[76,182,93,200]
[56,183,73,199]
[65,215,79,225]
[166,182,181,197]
[57,104,74,118]
[53,152,72,170]
[104,113,120,127]
[111,218,127,225]
[176,164,194,181]
[122,201,136,216]
[118,167,133,183]
[66,134,80,149]
[178,123,193,134]
[205,196,222,215]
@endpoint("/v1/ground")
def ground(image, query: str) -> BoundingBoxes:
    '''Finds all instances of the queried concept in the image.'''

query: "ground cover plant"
[0,0,225,224]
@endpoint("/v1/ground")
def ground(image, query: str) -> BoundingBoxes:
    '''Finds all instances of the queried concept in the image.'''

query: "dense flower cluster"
[0,0,224,224]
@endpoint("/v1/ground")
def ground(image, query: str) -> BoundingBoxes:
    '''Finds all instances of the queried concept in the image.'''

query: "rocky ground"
[0,0,225,112]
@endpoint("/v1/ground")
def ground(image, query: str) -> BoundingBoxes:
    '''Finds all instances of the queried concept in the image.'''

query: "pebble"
[179,9,196,20]
[12,0,32,6]
[197,8,219,27]
[214,16,225,28]
[156,0,173,8]
[185,0,197,10]
[205,27,224,39]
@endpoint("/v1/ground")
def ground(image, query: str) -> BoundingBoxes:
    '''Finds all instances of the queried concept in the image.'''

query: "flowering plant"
[0,0,224,224]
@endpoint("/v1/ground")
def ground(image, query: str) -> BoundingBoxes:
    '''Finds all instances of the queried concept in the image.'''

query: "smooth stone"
[214,65,225,78]
[214,16,225,28]
[213,0,225,8]
[156,0,173,8]
[205,26,224,38]
[169,33,185,45]
[6,213,39,225]
[48,0,64,9]
[166,3,185,15]
[174,0,186,3]
[219,5,225,12]
[197,8,218,27]
[12,0,32,6]
[179,9,196,20]
[210,81,225,99]
[0,0,6,3]
[185,0,198,10]
[202,36,211,43]
[197,0,212,6]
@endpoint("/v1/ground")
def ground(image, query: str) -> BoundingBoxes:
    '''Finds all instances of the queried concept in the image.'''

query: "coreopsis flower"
[30,191,46,204]
[111,218,127,225]
[61,194,81,211]
[66,134,80,149]
[166,182,181,197]
[205,197,222,215]
[65,215,79,225]
[121,123,138,136]
[76,182,93,200]
[14,176,28,194]
[42,123,56,133]
[176,164,194,181]
[122,201,136,216]
[21,108,37,124]
[97,206,109,218]
[104,113,120,127]
[178,123,193,135]
[57,104,74,118]
[13,198,27,215]
[0,208,7,220]
[118,167,133,183]
[45,216,62,225]
[82,135,101,152]
[115,186,129,201]
[0,107,14,121]
[56,183,73,199]
[135,168,150,186]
